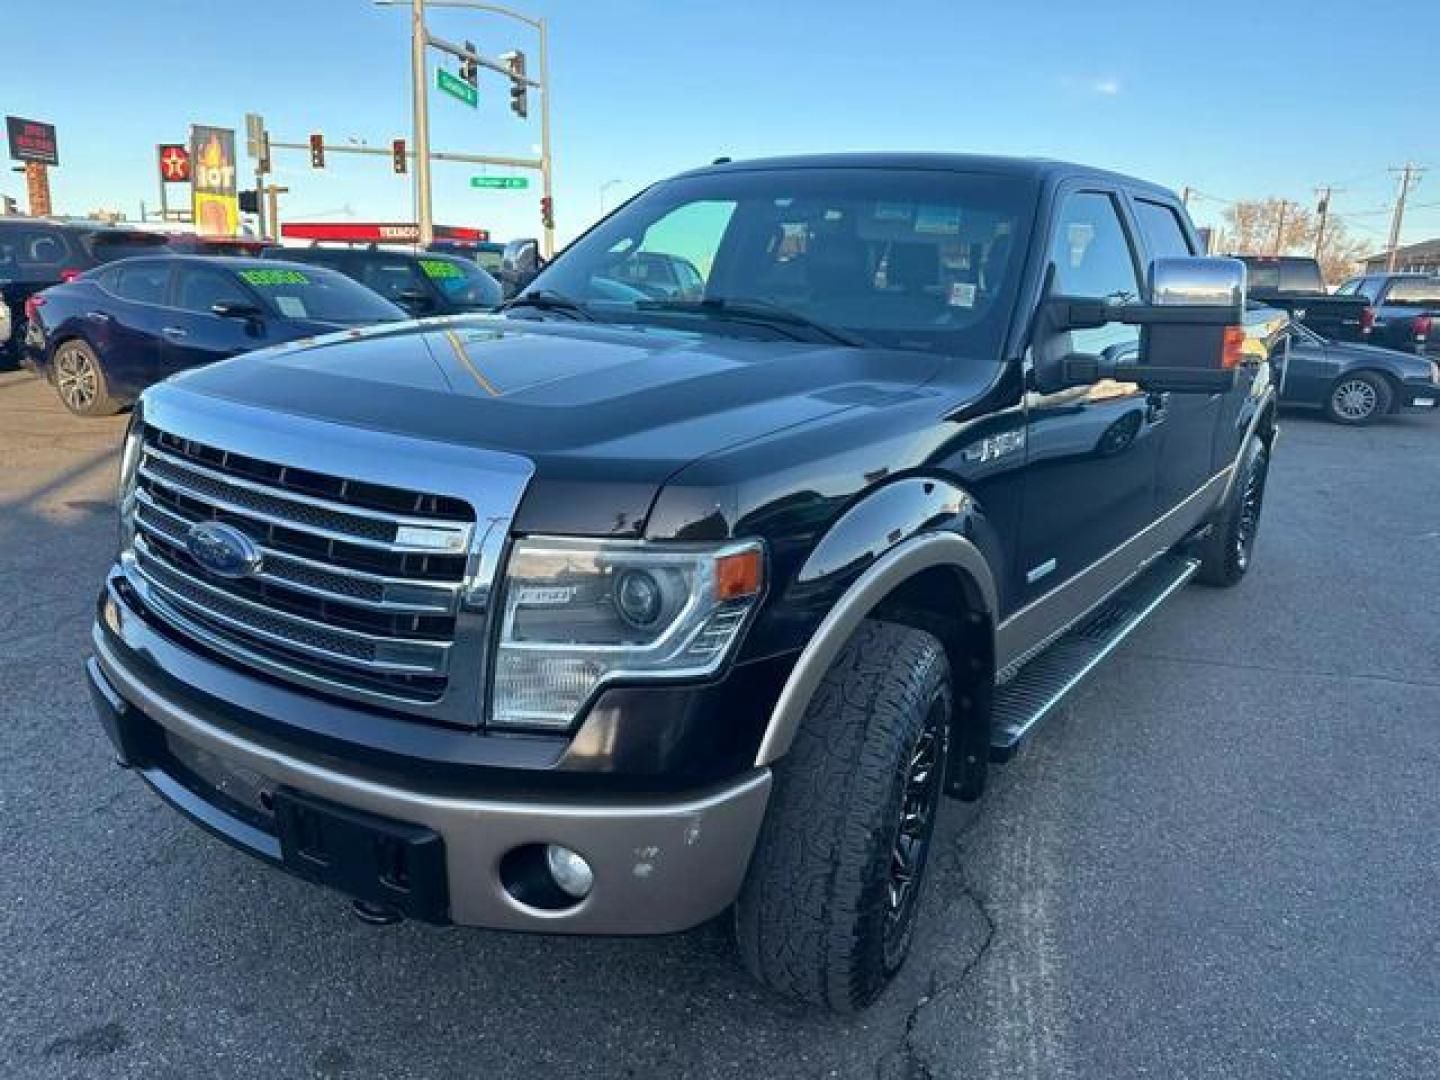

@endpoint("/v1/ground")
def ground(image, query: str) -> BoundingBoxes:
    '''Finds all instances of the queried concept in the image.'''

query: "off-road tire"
[1197,435,1269,587]
[734,620,951,1011]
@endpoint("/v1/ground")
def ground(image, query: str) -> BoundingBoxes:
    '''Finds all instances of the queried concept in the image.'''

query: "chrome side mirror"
[1148,256,1246,311]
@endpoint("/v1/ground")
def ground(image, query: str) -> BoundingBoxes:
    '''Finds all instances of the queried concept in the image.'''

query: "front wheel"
[734,621,951,1011]
[1324,372,1391,425]
[51,339,120,417]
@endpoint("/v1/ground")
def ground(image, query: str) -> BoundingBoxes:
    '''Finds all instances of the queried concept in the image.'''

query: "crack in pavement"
[880,802,999,1080]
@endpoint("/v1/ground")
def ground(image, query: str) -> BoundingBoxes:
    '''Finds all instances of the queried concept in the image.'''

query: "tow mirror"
[1042,257,1249,394]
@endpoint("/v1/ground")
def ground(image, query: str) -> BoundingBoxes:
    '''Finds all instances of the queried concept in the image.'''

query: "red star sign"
[159,145,191,183]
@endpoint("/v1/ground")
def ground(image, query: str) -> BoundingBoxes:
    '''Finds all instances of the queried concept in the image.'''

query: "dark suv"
[262,246,502,318]
[1,219,168,366]
[87,154,1284,1012]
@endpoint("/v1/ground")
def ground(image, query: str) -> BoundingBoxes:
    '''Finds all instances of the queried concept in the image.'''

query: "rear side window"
[1278,259,1324,293]
[1382,278,1440,306]
[0,227,71,269]
[1132,199,1194,258]
[359,258,428,303]
[108,263,172,305]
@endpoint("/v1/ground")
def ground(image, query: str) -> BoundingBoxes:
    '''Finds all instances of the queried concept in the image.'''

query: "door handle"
[161,326,188,338]
[1146,391,1170,424]
[85,310,112,322]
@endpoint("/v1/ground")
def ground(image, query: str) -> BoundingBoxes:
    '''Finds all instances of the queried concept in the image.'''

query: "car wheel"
[1324,372,1391,425]
[1197,435,1269,588]
[734,620,951,1011]
[52,340,120,417]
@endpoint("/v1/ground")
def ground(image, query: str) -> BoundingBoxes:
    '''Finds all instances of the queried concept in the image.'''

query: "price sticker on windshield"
[419,259,463,280]
[239,268,310,287]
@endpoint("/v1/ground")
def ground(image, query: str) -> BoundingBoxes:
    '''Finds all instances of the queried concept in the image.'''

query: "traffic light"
[540,195,554,230]
[503,50,528,119]
[459,40,479,87]
[238,189,260,214]
[392,138,408,175]
[309,133,325,169]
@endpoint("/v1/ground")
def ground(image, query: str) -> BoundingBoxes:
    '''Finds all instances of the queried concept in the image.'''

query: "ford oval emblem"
[185,521,262,579]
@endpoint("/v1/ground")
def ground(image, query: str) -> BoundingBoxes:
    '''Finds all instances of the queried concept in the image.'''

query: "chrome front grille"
[125,423,479,715]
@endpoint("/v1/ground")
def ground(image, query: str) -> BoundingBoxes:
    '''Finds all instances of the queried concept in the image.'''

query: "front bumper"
[88,627,772,934]
[1398,378,1439,411]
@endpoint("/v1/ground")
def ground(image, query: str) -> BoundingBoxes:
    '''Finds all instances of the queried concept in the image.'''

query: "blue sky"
[3,0,1436,252]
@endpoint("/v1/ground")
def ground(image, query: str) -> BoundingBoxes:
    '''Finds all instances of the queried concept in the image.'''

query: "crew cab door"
[1018,188,1160,605]
[1126,195,1223,512]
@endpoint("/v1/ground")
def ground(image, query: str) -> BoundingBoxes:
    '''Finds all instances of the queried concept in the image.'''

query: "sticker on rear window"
[419,258,462,280]
[948,282,977,308]
[238,268,310,287]
[273,295,308,318]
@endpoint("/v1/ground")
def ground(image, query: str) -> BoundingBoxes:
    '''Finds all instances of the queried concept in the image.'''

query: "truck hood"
[164,316,946,535]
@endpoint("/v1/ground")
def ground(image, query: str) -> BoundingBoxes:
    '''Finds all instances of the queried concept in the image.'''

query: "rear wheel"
[52,340,120,417]
[735,621,951,1011]
[1324,372,1391,425]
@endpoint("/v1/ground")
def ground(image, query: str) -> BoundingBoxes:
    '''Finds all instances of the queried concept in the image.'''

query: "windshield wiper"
[634,297,870,347]
[499,289,595,321]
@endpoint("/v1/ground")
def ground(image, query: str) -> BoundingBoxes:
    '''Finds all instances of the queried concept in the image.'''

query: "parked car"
[88,153,1284,1011]
[1232,254,1370,343]
[427,238,506,273]
[1,219,168,367]
[1335,271,1439,357]
[1277,321,1438,424]
[262,246,502,317]
[604,250,706,298]
[26,255,405,416]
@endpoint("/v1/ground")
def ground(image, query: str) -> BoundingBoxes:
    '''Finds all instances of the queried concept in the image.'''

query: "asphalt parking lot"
[2,366,1437,1080]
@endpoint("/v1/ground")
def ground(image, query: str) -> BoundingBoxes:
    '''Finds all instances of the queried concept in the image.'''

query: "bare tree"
[1216,198,1369,284]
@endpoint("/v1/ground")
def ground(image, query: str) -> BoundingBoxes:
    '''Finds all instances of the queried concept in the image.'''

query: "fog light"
[545,844,594,899]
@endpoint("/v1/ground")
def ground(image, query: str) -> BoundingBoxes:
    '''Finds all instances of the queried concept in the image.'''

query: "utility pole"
[1272,200,1291,255]
[1180,186,1192,208]
[1385,162,1425,271]
[265,184,290,240]
[1313,185,1337,261]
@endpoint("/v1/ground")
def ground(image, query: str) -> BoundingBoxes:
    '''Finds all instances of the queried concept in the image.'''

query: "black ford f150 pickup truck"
[1233,254,1369,343]
[87,154,1284,1012]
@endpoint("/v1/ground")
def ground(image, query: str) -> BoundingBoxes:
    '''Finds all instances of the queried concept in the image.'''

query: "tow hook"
[350,899,404,926]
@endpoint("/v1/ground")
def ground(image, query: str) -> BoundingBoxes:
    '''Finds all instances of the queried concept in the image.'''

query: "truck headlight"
[117,409,144,551]
[490,537,765,730]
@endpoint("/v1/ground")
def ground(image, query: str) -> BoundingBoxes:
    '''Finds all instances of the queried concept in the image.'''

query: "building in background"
[1361,239,1440,275]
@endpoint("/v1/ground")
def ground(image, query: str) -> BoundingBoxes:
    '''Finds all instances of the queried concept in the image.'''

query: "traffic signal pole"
[410,0,435,245]
[379,0,554,256]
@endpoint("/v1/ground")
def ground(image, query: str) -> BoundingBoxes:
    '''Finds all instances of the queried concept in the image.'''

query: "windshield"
[1243,257,1323,294]
[236,265,406,324]
[418,255,502,309]
[527,167,1037,356]
[1386,278,1440,306]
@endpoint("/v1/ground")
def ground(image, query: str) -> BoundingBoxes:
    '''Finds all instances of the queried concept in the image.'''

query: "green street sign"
[470,176,530,190]
[436,69,478,108]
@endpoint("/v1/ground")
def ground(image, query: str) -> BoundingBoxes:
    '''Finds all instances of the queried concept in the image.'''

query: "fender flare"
[753,529,997,766]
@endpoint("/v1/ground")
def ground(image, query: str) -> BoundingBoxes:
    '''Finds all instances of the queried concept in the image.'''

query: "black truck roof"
[677,152,1178,201]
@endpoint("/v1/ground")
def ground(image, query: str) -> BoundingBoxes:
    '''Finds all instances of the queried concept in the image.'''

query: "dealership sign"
[6,116,59,166]
[158,144,191,183]
[190,125,239,237]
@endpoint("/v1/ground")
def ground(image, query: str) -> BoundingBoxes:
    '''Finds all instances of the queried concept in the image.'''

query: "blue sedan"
[24,255,406,416]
